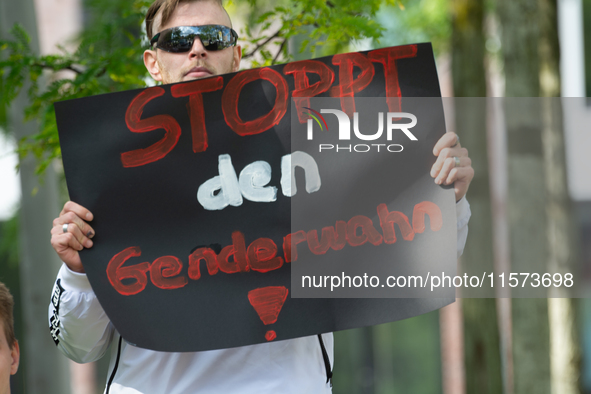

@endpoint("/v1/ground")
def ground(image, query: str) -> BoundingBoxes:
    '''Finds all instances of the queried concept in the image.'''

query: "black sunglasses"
[150,25,238,53]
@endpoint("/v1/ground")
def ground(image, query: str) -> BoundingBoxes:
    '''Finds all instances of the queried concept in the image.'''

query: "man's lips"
[185,67,213,79]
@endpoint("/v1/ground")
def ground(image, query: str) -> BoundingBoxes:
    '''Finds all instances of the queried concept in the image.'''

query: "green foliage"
[0,0,152,173]
[239,0,402,67]
[376,0,452,57]
[0,0,403,173]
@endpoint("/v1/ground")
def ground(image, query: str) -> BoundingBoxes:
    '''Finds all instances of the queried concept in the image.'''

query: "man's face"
[144,1,241,84]
[0,327,18,394]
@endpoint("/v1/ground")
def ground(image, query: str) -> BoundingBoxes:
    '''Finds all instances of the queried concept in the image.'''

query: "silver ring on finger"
[453,156,461,167]
[452,133,460,147]
[63,223,69,233]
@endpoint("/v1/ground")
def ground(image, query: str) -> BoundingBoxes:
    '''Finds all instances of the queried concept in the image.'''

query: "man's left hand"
[430,132,474,202]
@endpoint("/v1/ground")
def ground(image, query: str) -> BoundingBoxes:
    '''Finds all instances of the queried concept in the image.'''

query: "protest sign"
[55,42,456,352]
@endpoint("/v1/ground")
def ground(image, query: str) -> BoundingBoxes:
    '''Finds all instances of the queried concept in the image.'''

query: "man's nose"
[189,36,207,58]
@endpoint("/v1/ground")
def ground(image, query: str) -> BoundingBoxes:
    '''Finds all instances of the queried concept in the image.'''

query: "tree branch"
[33,62,84,75]
[64,65,83,75]
[272,39,287,64]
[242,29,282,59]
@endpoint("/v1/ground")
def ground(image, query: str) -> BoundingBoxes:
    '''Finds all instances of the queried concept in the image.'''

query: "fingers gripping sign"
[50,201,95,273]
[430,132,474,202]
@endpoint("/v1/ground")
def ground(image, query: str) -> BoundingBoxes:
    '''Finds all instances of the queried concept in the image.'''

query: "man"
[0,282,19,394]
[48,0,474,392]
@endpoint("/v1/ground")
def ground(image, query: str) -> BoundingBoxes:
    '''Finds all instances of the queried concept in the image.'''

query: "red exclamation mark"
[248,286,289,341]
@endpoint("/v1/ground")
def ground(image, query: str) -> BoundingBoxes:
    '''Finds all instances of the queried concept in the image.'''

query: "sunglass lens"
[159,27,194,52]
[200,26,226,51]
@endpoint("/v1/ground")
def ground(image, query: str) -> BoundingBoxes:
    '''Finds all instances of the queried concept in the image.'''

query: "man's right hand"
[50,201,95,273]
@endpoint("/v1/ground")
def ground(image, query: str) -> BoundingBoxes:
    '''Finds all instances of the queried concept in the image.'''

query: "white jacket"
[48,198,471,394]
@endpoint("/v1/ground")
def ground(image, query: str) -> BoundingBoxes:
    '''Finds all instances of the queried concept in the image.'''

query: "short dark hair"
[145,0,226,41]
[0,282,16,350]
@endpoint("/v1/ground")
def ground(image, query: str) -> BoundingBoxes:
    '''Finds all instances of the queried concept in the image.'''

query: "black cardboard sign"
[55,43,456,352]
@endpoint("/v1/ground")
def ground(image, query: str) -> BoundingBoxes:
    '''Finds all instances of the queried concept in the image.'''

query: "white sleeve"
[456,196,471,258]
[48,264,115,364]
